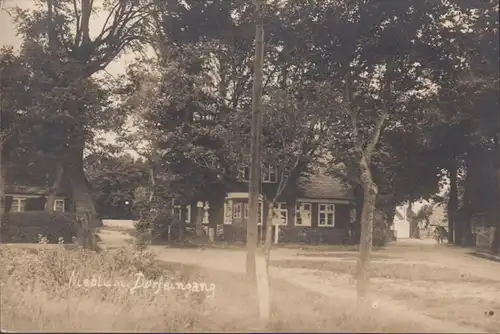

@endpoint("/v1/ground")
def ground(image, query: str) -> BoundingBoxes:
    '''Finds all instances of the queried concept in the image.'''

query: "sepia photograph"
[0,0,499,332]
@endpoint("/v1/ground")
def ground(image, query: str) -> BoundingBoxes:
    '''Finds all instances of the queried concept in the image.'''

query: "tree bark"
[264,201,273,265]
[0,151,5,243]
[45,162,64,211]
[491,134,500,254]
[196,203,203,239]
[0,149,5,216]
[491,166,500,254]
[65,147,100,250]
[356,155,378,304]
[447,160,458,244]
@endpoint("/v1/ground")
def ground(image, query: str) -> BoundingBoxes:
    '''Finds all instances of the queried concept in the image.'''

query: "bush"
[1,211,77,243]
[0,241,212,332]
[278,226,350,244]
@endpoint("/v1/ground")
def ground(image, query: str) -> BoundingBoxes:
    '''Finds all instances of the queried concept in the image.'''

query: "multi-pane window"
[11,198,26,212]
[238,165,277,183]
[233,203,242,218]
[295,203,312,226]
[262,165,277,183]
[238,167,250,181]
[318,204,335,227]
[258,201,263,225]
[224,201,233,225]
[273,203,288,225]
[54,199,65,212]
[172,199,191,223]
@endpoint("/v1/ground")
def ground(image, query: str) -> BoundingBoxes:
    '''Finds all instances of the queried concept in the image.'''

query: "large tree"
[8,0,152,247]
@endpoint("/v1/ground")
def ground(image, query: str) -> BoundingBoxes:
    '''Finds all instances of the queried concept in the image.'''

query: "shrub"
[0,211,77,243]
[0,240,212,332]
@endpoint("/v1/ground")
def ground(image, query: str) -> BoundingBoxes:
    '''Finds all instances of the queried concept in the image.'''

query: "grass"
[272,258,500,333]
[272,259,499,283]
[1,241,449,333]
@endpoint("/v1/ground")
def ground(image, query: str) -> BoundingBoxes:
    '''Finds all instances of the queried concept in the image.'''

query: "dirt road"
[95,223,500,332]
[144,239,500,333]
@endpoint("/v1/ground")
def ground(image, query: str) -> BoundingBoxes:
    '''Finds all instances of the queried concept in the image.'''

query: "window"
[11,198,26,212]
[172,199,191,223]
[272,203,288,225]
[262,165,277,183]
[238,167,250,181]
[233,203,242,218]
[243,202,264,225]
[295,203,312,226]
[318,204,335,227]
[54,199,65,212]
[238,165,277,183]
[258,201,263,225]
[224,201,233,225]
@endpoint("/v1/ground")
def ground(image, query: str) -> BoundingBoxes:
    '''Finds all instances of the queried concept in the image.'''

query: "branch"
[364,57,394,163]
[72,0,82,46]
[363,111,388,163]
[345,73,362,156]
[272,155,301,204]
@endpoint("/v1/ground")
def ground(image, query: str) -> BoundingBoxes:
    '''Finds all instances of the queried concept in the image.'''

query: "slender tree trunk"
[196,202,203,239]
[178,220,185,243]
[448,160,458,244]
[0,152,5,243]
[492,135,500,254]
[264,201,273,265]
[0,150,5,216]
[45,162,63,211]
[356,155,378,304]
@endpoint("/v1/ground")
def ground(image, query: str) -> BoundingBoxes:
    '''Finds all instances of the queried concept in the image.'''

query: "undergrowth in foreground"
[0,238,464,332]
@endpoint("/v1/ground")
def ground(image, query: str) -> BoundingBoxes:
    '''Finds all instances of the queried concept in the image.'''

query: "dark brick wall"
[278,226,350,244]
[1,211,77,243]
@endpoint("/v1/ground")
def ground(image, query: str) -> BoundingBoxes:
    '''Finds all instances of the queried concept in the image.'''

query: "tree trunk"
[0,153,5,243]
[356,156,378,304]
[196,203,203,239]
[407,202,419,239]
[0,154,5,216]
[491,166,500,254]
[264,201,273,265]
[45,162,63,211]
[179,219,186,244]
[65,147,100,250]
[448,160,458,244]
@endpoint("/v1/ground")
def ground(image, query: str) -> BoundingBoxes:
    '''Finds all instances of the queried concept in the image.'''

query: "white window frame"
[54,199,65,212]
[258,201,263,226]
[172,199,191,223]
[224,200,233,225]
[273,202,288,225]
[238,166,250,181]
[238,165,277,183]
[11,197,27,212]
[233,202,242,218]
[295,203,312,226]
[262,165,277,183]
[318,204,335,227]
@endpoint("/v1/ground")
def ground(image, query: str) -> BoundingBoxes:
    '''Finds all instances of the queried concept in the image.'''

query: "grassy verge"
[1,243,445,332]
[272,259,500,333]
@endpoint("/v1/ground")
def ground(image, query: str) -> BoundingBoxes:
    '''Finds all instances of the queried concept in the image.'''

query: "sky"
[0,0,133,77]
